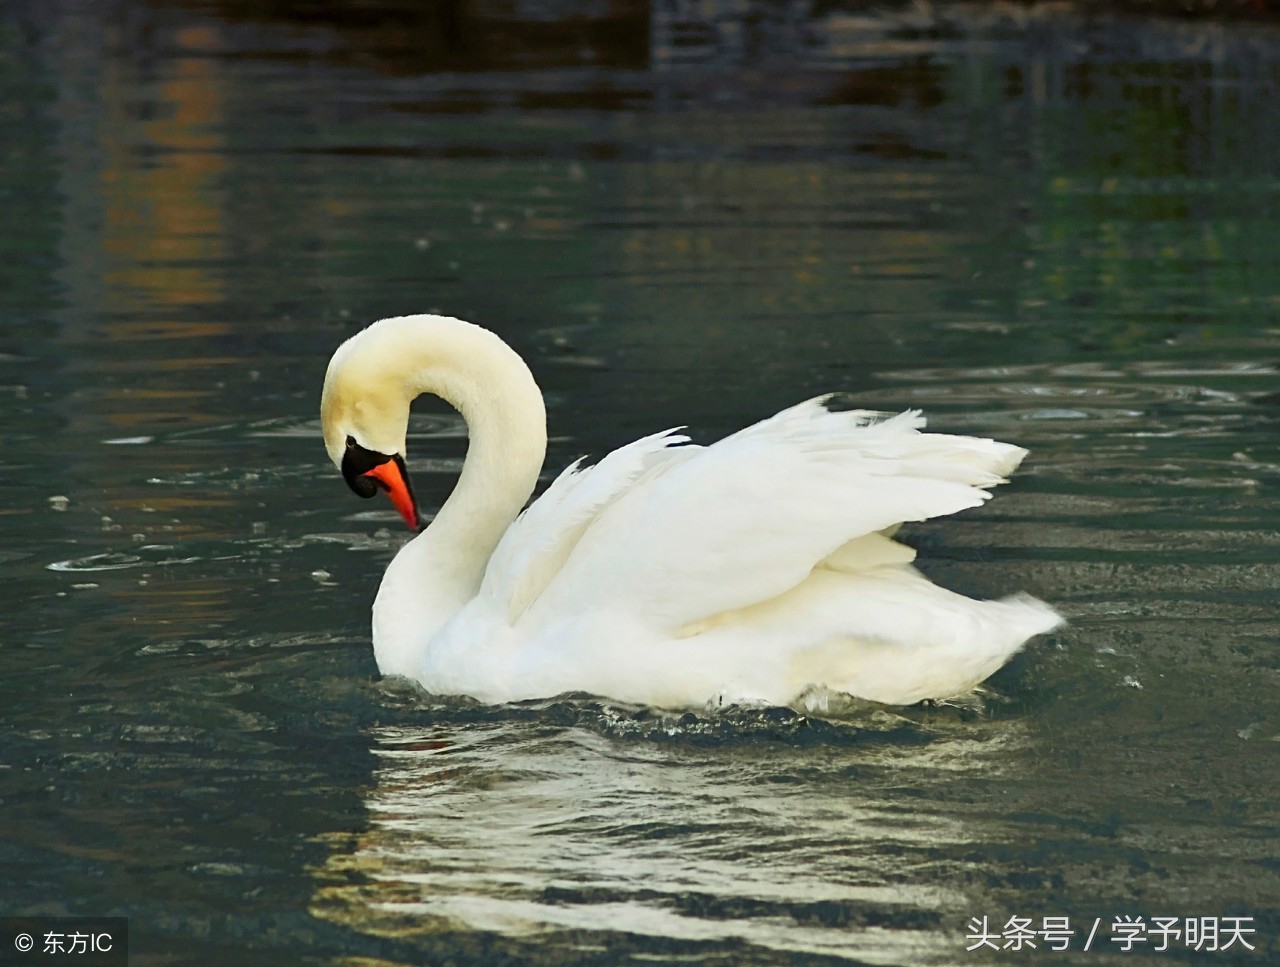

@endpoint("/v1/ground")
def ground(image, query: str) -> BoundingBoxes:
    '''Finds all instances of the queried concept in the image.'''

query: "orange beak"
[363,457,421,531]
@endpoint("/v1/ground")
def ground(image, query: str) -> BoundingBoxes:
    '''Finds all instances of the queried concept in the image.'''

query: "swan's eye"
[346,435,356,449]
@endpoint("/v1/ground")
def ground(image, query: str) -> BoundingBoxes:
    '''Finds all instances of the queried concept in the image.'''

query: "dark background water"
[2,1,1278,964]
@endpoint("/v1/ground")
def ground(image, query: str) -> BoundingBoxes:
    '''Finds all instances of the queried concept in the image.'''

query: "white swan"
[321,314,1061,709]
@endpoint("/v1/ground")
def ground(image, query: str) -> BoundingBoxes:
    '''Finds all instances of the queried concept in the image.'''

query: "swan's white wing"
[524,399,1029,633]
[480,427,693,622]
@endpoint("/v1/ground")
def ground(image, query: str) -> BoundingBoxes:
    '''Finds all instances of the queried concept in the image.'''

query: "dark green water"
[2,2,1278,964]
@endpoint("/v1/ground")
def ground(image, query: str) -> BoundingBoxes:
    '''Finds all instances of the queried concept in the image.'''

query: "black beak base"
[342,437,388,498]
[341,437,426,532]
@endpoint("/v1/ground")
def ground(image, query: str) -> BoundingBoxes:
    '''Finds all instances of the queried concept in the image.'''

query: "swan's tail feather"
[781,587,1064,707]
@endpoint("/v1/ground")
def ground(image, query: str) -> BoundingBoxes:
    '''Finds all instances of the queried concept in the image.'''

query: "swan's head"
[321,313,547,534]
[321,320,425,531]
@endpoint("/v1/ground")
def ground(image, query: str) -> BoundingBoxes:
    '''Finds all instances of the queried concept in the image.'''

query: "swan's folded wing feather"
[480,427,694,622]
[524,399,1029,633]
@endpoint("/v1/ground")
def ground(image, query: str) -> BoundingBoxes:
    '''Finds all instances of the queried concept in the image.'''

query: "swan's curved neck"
[338,316,546,675]
[423,332,547,578]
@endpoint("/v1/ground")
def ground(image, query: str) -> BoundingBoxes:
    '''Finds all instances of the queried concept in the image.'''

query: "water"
[2,2,1279,963]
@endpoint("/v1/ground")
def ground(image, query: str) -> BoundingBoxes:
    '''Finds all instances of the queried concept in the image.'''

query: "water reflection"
[311,706,1034,963]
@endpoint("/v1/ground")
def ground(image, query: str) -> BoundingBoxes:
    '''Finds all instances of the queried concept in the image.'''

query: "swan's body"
[321,314,1061,709]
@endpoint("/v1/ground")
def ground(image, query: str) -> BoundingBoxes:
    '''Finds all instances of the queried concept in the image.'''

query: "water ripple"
[47,549,203,573]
